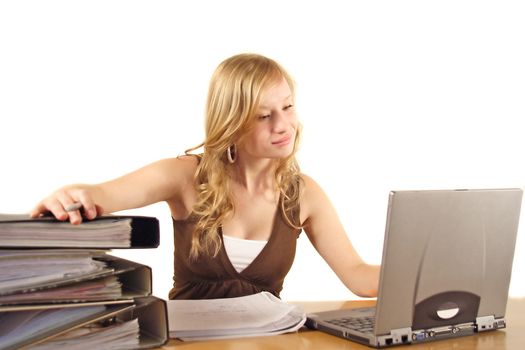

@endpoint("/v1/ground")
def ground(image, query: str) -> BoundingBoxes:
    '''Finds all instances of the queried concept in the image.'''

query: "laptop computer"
[306,188,523,347]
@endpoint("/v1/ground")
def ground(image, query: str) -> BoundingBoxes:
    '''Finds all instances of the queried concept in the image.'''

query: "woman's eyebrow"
[258,95,293,109]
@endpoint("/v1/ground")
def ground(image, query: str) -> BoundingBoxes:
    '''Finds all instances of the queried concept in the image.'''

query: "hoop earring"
[227,144,237,164]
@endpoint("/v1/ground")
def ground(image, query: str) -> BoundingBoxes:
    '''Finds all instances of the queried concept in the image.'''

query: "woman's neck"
[231,157,277,195]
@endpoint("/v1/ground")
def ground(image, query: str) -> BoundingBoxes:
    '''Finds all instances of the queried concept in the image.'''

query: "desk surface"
[158,298,525,349]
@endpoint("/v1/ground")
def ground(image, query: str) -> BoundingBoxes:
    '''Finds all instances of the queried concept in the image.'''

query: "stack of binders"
[0,214,169,349]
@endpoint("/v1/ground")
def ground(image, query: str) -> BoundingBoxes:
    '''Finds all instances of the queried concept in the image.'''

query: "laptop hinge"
[377,327,412,347]
[475,315,506,332]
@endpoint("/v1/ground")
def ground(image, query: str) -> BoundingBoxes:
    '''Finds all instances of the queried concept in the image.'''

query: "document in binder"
[0,214,160,249]
[0,296,168,350]
[0,253,152,306]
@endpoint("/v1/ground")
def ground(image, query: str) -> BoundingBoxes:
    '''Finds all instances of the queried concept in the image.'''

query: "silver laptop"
[306,188,523,347]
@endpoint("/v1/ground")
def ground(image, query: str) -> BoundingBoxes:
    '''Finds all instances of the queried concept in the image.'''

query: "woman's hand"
[30,185,102,224]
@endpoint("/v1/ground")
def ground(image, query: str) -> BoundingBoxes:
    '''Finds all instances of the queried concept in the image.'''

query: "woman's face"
[237,78,298,161]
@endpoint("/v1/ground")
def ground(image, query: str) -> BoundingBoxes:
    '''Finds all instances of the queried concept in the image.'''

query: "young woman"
[31,53,380,300]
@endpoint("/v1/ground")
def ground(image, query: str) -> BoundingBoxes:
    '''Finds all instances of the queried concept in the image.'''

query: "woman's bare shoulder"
[298,173,327,221]
[119,155,196,195]
[150,156,200,216]
[299,173,322,193]
[153,155,199,175]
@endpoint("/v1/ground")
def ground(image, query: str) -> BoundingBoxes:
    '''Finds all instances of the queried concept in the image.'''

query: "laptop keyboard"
[325,315,375,334]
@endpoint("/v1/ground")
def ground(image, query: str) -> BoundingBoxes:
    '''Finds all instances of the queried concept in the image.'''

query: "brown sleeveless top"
[168,202,301,300]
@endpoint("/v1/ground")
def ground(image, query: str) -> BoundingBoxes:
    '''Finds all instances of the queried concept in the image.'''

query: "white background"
[1,1,523,301]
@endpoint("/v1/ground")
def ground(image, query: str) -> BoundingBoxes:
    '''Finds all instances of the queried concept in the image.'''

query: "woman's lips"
[272,135,292,146]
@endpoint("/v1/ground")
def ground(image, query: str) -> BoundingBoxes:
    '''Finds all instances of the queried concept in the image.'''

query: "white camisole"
[222,235,268,272]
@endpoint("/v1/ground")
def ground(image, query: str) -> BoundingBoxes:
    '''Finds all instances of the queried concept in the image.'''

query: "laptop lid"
[374,188,522,336]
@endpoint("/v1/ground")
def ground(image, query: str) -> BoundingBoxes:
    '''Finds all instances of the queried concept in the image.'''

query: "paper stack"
[168,291,306,341]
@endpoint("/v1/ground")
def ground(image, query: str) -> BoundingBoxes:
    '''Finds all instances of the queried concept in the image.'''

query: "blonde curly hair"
[186,53,302,259]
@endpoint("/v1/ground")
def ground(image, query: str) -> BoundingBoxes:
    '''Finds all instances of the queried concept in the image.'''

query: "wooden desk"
[158,298,525,349]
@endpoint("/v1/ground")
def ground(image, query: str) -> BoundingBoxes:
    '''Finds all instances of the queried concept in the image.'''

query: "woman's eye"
[258,114,271,120]
[283,104,294,110]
